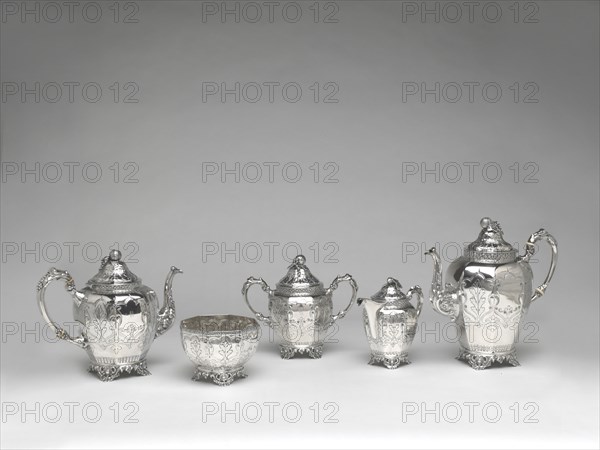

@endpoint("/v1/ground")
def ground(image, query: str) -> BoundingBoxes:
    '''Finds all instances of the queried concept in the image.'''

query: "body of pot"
[445,257,533,357]
[75,286,159,367]
[269,293,333,350]
[362,307,419,360]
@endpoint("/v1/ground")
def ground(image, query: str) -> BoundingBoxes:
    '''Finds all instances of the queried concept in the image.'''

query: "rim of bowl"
[180,314,259,336]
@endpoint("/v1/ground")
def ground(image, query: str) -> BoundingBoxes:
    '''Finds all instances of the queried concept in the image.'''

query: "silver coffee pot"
[242,255,357,359]
[357,278,423,368]
[36,250,182,381]
[426,217,557,369]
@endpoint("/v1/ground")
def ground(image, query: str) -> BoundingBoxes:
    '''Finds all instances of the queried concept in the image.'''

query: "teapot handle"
[327,274,358,325]
[406,285,424,318]
[36,268,87,349]
[520,229,558,303]
[242,277,273,326]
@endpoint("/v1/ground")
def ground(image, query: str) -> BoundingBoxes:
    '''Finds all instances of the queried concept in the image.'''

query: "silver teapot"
[36,249,182,381]
[426,217,557,370]
[357,278,423,369]
[242,255,357,359]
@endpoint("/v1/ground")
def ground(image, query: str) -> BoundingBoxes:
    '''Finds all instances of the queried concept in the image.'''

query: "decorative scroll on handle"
[36,268,87,349]
[327,274,358,325]
[406,285,424,318]
[520,228,558,303]
[242,277,273,326]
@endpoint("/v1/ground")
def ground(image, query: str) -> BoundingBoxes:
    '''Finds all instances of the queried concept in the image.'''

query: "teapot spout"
[156,266,183,338]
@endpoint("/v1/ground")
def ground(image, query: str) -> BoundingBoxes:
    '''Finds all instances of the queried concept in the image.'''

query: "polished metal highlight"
[357,278,423,368]
[426,217,558,370]
[180,315,260,386]
[36,249,182,381]
[242,255,357,359]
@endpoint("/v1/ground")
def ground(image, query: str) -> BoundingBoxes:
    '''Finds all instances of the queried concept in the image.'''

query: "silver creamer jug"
[36,250,182,381]
[426,217,557,369]
[242,255,357,359]
[357,278,423,369]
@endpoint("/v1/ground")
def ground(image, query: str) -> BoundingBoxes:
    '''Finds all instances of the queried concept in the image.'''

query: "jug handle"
[242,277,273,326]
[406,285,424,318]
[519,229,558,303]
[36,268,87,349]
[327,274,358,325]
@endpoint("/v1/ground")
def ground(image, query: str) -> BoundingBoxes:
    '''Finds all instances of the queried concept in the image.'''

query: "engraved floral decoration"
[84,300,148,354]
[462,273,522,329]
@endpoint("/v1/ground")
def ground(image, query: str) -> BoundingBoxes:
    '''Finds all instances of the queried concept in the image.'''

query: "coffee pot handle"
[406,285,424,318]
[36,268,87,349]
[242,277,273,326]
[327,274,358,324]
[520,229,558,303]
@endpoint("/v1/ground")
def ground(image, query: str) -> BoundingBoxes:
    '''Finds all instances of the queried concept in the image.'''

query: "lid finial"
[465,217,517,264]
[274,254,325,296]
[87,249,141,290]
[368,277,407,302]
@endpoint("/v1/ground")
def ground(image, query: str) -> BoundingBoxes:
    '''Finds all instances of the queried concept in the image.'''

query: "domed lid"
[274,255,326,297]
[86,250,143,294]
[465,217,517,264]
[369,277,408,303]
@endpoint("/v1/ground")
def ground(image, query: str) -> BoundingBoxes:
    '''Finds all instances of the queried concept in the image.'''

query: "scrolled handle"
[520,228,558,303]
[242,277,273,325]
[406,285,424,318]
[327,274,358,325]
[36,268,87,348]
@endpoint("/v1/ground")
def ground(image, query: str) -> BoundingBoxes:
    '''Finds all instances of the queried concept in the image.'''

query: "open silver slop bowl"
[180,315,260,386]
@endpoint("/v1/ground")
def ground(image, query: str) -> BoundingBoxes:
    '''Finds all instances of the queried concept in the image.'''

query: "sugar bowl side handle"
[36,268,88,349]
[326,274,358,325]
[242,277,273,326]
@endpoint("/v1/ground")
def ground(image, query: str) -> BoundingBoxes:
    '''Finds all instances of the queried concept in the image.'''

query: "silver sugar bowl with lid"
[242,255,357,359]
[36,249,182,381]
[426,217,558,369]
[357,278,423,368]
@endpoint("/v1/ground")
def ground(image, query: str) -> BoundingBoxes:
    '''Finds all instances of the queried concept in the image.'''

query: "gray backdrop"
[1,1,598,448]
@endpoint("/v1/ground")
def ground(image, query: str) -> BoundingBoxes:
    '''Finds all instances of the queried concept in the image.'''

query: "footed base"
[369,353,410,369]
[192,367,247,386]
[88,360,150,382]
[280,344,323,359]
[457,349,520,370]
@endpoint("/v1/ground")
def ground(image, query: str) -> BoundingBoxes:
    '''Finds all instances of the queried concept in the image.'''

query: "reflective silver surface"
[242,255,357,359]
[357,278,423,369]
[180,315,260,386]
[36,249,182,381]
[426,217,558,369]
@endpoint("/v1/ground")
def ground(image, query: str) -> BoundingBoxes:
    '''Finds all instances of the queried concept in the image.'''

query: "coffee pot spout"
[425,247,458,319]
